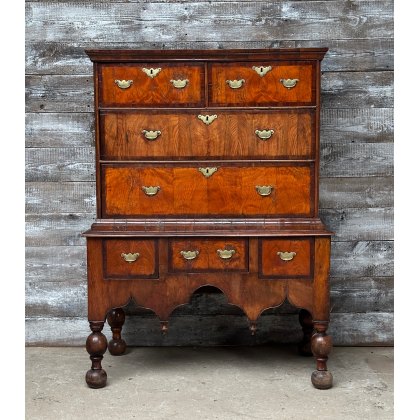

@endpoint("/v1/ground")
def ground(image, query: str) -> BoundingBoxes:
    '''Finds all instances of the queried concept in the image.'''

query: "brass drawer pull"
[252,65,272,77]
[255,129,274,140]
[142,67,161,78]
[198,167,218,178]
[226,79,245,89]
[180,250,199,260]
[256,185,273,196]
[115,79,133,89]
[197,114,218,125]
[121,252,140,263]
[280,78,299,89]
[277,251,296,261]
[142,130,161,141]
[170,79,189,89]
[217,249,236,259]
[142,186,160,196]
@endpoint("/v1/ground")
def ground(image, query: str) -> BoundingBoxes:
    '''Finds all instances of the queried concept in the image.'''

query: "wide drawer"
[99,63,205,107]
[169,238,248,272]
[103,239,159,279]
[209,62,315,106]
[259,238,313,278]
[100,109,315,160]
[101,163,314,218]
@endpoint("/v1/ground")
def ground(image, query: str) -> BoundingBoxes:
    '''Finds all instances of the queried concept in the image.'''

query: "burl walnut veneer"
[83,48,333,390]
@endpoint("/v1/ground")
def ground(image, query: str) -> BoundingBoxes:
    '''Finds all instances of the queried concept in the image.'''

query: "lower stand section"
[311,322,333,389]
[107,308,127,356]
[85,321,108,389]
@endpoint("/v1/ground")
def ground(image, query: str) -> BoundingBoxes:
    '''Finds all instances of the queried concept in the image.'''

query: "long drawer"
[100,109,315,160]
[101,163,314,218]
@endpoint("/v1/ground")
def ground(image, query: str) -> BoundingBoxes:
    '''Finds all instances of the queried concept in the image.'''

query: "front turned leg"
[107,308,127,356]
[85,321,108,389]
[298,309,313,356]
[311,322,333,389]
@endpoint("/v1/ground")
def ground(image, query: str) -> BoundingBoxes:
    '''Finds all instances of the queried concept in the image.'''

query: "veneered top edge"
[85,48,329,62]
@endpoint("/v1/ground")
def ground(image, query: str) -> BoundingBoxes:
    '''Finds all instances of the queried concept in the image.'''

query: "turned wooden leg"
[311,322,333,389]
[85,321,108,389]
[298,309,313,356]
[107,308,127,356]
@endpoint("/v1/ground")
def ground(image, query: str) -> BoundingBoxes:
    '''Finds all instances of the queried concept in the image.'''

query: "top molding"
[85,48,328,63]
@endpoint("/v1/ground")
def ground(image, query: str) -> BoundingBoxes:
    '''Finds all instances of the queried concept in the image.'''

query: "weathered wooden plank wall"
[25,0,394,346]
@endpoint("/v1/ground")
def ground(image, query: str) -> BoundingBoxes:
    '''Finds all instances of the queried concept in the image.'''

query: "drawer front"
[259,238,313,278]
[209,62,315,106]
[169,238,248,272]
[103,239,158,279]
[102,164,313,218]
[99,64,205,107]
[100,109,314,160]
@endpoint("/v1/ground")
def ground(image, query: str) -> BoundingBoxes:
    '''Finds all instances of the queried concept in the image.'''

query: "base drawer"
[169,238,249,272]
[103,239,159,279]
[259,238,313,278]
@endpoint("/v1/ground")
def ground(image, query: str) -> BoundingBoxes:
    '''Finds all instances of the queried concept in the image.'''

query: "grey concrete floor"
[26,346,393,420]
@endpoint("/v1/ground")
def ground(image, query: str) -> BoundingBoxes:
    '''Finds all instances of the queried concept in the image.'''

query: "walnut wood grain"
[209,62,315,106]
[83,47,333,389]
[259,238,313,278]
[99,63,205,107]
[103,239,158,279]
[100,109,315,160]
[169,238,248,272]
[101,164,313,218]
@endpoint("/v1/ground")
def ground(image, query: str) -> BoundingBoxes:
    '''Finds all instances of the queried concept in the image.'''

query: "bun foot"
[311,370,333,390]
[86,321,108,388]
[108,338,127,356]
[86,368,107,389]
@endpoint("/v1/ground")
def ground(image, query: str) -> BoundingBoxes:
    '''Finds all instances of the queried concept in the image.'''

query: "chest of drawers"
[83,48,333,390]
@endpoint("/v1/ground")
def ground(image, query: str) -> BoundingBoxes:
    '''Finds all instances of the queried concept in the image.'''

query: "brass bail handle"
[277,251,296,261]
[121,252,140,263]
[180,250,199,260]
[217,249,236,260]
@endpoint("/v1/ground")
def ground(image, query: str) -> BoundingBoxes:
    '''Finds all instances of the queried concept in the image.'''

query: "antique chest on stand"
[83,48,333,389]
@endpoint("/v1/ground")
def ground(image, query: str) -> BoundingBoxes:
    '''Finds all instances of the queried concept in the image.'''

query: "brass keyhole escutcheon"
[252,65,272,77]
[197,114,218,125]
[198,167,218,178]
[142,67,161,78]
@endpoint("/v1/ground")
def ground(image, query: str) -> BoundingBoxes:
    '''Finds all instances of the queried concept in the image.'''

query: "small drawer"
[99,63,205,107]
[103,239,159,279]
[169,238,249,272]
[259,238,313,278]
[209,62,315,106]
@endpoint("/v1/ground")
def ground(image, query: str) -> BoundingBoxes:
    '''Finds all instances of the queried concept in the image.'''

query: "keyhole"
[151,69,154,75]
[205,169,209,175]
[205,116,209,122]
